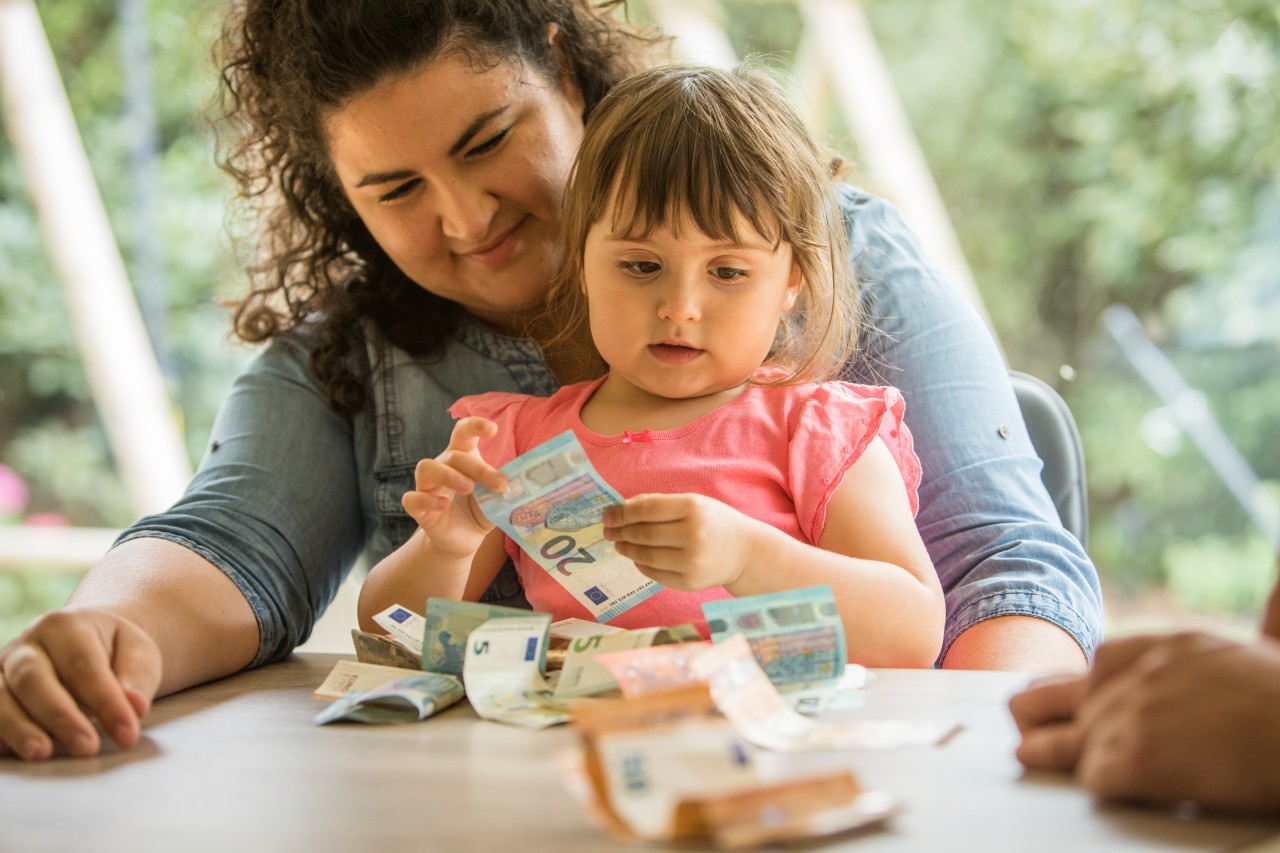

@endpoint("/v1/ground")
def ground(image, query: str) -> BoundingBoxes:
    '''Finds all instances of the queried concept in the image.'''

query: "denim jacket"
[117,186,1102,667]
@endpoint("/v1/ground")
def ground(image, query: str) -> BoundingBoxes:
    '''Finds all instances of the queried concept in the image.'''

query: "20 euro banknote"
[473,431,661,622]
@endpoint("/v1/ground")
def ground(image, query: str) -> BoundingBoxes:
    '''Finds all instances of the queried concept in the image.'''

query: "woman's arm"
[0,538,257,760]
[839,186,1101,671]
[1,336,368,759]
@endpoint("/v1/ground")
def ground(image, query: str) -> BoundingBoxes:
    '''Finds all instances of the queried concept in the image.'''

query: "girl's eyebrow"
[354,106,510,188]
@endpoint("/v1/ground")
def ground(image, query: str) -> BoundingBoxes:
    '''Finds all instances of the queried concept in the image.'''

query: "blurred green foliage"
[1,0,1277,646]
[0,0,247,643]
[857,0,1280,617]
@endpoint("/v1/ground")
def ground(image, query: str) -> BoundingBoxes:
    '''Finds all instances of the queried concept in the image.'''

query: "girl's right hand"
[402,417,507,559]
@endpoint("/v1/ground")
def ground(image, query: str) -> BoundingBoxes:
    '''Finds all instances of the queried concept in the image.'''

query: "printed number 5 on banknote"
[473,431,662,622]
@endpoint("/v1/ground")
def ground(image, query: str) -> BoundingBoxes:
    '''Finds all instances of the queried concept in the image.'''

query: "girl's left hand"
[601,494,757,590]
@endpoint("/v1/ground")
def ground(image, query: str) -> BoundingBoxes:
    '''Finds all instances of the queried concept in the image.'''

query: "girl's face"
[325,53,585,335]
[582,207,801,406]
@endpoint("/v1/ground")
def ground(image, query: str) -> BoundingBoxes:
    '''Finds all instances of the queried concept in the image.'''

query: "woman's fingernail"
[69,733,95,755]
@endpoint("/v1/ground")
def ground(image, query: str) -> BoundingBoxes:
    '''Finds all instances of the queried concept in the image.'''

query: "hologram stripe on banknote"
[473,430,662,622]
[702,585,846,691]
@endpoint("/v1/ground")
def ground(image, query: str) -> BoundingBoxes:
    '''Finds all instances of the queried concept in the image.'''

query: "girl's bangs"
[599,117,783,246]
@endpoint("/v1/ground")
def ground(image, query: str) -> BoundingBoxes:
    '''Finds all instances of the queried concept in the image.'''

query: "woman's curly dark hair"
[214,0,658,413]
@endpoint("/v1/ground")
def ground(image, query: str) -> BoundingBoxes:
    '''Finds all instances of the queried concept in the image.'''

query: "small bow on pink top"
[621,429,653,444]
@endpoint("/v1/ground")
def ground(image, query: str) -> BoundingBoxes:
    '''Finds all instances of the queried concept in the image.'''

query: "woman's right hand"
[0,606,161,760]
[401,416,507,559]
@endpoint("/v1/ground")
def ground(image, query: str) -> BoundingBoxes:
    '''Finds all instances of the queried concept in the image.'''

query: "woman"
[0,0,1100,761]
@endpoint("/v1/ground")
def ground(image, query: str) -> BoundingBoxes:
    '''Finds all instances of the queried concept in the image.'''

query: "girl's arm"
[358,528,508,631]
[603,436,944,667]
[357,417,510,631]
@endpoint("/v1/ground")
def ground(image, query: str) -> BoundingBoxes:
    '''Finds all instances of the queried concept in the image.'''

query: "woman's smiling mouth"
[462,217,526,267]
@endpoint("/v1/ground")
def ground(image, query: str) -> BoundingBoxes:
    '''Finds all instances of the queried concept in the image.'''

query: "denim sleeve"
[837,186,1103,663]
[113,336,365,666]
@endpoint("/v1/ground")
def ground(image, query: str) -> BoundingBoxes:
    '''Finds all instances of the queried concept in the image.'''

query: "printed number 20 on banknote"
[473,431,662,622]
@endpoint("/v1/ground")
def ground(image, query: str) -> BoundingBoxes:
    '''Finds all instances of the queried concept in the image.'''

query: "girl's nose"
[435,179,498,244]
[657,276,702,323]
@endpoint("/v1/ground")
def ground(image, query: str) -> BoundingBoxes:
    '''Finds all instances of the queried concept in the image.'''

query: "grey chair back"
[1009,370,1088,548]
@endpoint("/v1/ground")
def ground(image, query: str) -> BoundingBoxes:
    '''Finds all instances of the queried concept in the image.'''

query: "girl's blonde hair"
[545,62,858,384]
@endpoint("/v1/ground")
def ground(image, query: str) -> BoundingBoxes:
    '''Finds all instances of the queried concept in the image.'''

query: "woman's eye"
[619,260,661,275]
[468,127,511,157]
[710,266,748,281]
[378,179,421,204]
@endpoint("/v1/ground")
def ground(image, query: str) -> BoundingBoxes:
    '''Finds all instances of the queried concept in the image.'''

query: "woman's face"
[325,53,585,335]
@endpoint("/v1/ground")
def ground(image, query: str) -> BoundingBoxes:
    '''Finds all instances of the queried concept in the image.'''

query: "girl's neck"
[580,375,748,435]
[537,324,606,387]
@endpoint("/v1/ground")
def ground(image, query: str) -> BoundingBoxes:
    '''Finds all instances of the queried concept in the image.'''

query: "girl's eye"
[467,127,511,157]
[378,179,422,204]
[619,260,661,275]
[710,266,748,282]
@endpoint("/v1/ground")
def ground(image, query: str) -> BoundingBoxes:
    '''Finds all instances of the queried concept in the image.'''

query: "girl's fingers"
[603,494,689,528]
[604,522,692,553]
[613,541,684,572]
[403,490,448,522]
[446,417,506,490]
[449,416,499,449]
[413,456,505,496]
[630,563,700,591]
[435,451,507,494]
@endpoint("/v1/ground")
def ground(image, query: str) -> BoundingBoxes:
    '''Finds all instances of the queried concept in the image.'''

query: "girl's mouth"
[647,343,703,364]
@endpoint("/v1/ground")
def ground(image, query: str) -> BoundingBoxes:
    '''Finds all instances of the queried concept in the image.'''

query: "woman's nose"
[435,180,497,243]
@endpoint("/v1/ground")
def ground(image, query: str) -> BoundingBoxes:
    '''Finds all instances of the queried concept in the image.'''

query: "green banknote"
[422,598,535,677]
[702,585,846,691]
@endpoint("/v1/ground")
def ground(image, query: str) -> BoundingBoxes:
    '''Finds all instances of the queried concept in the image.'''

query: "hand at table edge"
[0,606,161,760]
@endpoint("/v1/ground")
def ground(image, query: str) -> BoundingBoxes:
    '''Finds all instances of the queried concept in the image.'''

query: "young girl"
[359,64,944,667]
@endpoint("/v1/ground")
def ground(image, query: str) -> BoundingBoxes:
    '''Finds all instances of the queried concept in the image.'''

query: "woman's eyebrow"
[353,105,512,189]
[447,105,509,156]
[356,169,416,189]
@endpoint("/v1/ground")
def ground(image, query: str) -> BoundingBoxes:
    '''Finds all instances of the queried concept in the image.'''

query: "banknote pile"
[563,686,900,848]
[310,431,959,847]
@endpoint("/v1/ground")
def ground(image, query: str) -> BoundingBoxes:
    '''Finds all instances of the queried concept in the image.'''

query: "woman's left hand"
[601,493,757,590]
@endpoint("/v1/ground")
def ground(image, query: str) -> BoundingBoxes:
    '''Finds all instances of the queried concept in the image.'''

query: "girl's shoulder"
[745,371,906,426]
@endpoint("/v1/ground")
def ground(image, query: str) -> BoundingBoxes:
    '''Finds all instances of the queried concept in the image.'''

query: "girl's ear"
[782,263,802,312]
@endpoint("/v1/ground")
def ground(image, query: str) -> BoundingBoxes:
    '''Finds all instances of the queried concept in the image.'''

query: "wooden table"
[2,654,1277,853]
